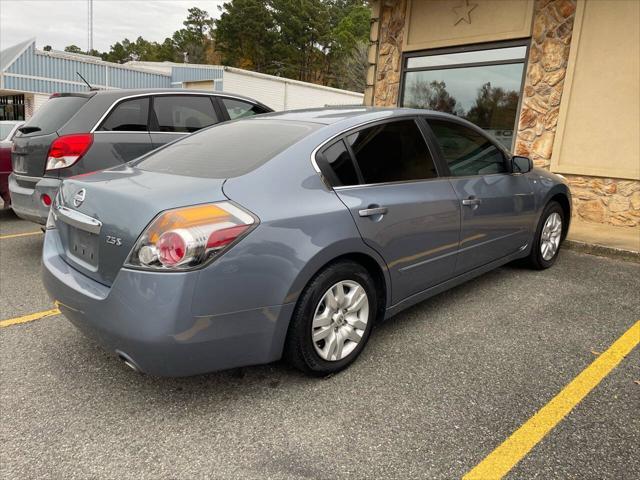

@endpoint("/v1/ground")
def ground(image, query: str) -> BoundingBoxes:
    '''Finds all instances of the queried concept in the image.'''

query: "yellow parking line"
[0,308,61,328]
[0,231,43,240]
[464,320,640,480]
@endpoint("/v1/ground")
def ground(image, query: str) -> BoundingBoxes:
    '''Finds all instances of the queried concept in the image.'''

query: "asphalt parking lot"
[1,207,638,480]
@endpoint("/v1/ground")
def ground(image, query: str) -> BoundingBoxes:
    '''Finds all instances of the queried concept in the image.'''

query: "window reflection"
[406,46,526,69]
[402,49,526,150]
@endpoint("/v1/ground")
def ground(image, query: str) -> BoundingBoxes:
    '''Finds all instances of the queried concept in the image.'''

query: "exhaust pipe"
[116,351,141,373]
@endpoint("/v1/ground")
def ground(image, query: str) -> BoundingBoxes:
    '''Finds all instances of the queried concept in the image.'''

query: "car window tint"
[135,119,319,178]
[321,140,359,186]
[222,98,267,120]
[347,119,437,184]
[153,96,218,133]
[100,97,149,132]
[21,95,89,135]
[428,120,507,176]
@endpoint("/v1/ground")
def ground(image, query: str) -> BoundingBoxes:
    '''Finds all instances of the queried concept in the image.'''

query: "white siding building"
[128,62,364,111]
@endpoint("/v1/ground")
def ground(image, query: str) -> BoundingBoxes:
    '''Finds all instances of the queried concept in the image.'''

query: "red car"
[0,121,23,207]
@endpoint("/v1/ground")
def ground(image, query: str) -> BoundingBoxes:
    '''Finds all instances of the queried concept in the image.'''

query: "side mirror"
[511,156,533,174]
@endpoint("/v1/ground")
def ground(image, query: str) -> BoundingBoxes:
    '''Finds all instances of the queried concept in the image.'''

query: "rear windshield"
[136,119,320,178]
[21,95,89,135]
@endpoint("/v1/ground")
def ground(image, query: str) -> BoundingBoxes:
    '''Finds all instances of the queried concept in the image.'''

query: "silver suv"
[10,89,271,224]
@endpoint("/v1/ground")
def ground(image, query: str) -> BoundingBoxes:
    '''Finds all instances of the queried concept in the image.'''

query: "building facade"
[365,0,640,231]
[0,39,363,122]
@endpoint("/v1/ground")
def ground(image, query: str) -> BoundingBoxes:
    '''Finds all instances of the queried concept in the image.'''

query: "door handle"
[461,197,482,207]
[358,206,388,217]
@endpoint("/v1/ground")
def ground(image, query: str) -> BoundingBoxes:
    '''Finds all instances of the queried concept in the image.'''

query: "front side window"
[153,96,218,133]
[100,97,149,132]
[402,43,527,149]
[222,98,268,120]
[429,120,507,176]
[348,120,438,184]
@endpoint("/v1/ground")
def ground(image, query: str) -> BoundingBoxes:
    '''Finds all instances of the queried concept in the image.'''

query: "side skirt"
[384,247,530,320]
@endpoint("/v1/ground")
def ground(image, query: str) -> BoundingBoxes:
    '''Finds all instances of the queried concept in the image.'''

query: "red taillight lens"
[157,231,187,266]
[206,225,250,249]
[46,133,93,171]
[125,202,257,271]
[41,194,52,206]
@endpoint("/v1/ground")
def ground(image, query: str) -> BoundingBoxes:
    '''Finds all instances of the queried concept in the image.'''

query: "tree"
[215,0,276,71]
[173,7,215,64]
[215,0,370,88]
[43,45,52,52]
[323,1,371,89]
[64,45,83,54]
[465,82,520,130]
[405,80,459,114]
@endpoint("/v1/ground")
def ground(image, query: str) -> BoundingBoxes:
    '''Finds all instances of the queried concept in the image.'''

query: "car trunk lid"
[53,166,228,286]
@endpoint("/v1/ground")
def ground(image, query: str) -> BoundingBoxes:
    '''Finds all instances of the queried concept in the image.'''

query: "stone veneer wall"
[372,0,406,107]
[370,0,639,228]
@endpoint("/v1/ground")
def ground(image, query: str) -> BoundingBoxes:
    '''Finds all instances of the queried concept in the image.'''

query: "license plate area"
[67,227,99,270]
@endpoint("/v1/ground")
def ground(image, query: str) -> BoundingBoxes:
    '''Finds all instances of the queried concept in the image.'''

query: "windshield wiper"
[18,126,41,134]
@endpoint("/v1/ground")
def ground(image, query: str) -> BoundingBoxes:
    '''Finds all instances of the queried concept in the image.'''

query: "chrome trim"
[90,91,264,133]
[358,207,388,217]
[56,205,102,234]
[93,131,189,135]
[333,177,443,191]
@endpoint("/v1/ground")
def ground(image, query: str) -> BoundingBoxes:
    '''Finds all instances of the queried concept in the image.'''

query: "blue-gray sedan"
[42,108,571,376]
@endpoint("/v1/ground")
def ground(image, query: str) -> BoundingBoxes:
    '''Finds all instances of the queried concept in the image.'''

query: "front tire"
[284,260,376,376]
[527,201,565,269]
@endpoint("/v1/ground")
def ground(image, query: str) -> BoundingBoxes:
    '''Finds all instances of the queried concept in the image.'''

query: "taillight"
[46,133,93,171]
[125,202,256,271]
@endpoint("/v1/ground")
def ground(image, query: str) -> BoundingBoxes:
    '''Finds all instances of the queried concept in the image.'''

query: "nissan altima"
[42,108,571,376]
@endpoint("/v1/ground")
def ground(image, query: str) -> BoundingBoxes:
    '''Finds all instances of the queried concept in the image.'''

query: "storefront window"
[401,42,527,150]
[0,95,26,121]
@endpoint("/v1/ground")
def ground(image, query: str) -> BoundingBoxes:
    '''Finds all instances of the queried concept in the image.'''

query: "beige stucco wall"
[404,0,533,51]
[183,80,214,90]
[550,0,640,181]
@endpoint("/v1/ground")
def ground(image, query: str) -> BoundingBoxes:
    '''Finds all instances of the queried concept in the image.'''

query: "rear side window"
[153,96,218,133]
[320,140,359,186]
[347,120,437,184]
[429,120,507,176]
[100,97,149,132]
[20,95,89,135]
[222,98,268,120]
[136,119,319,178]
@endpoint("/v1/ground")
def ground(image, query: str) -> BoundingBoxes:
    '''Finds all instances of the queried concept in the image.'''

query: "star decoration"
[453,0,478,25]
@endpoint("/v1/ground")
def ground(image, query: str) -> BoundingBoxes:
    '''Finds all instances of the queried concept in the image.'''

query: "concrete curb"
[565,240,640,263]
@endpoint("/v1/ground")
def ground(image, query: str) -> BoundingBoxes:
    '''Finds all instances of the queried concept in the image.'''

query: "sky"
[0,0,225,53]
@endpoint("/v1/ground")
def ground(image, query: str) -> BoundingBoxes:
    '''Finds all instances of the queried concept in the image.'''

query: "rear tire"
[527,201,565,270]
[284,260,376,376]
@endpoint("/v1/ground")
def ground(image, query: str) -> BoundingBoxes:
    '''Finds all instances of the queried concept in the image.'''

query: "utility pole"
[87,0,94,54]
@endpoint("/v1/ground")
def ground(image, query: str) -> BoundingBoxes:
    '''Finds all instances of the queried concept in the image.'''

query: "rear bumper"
[9,174,60,224]
[42,230,294,376]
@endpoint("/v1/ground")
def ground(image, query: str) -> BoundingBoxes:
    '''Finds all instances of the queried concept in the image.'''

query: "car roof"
[256,106,463,126]
[87,88,267,106]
